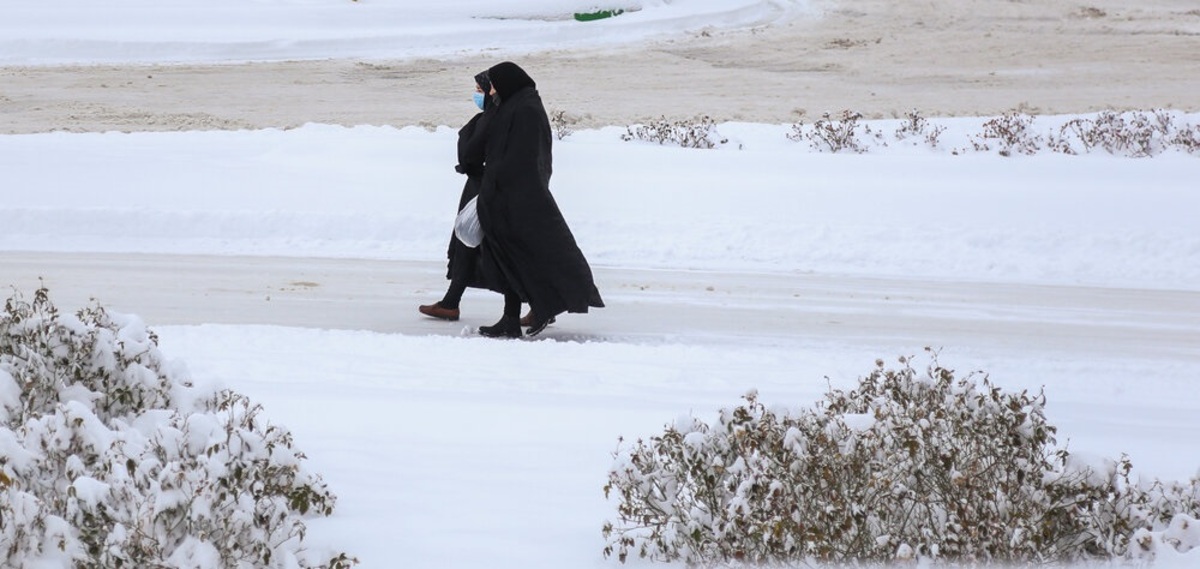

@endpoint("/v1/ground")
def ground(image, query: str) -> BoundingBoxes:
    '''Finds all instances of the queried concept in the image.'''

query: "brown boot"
[419,302,460,321]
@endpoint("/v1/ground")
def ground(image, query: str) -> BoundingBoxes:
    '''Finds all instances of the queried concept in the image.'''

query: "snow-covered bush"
[776,108,1199,157]
[788,110,885,153]
[968,112,1042,156]
[0,287,354,568]
[549,109,578,140]
[602,350,1200,565]
[1051,110,1194,157]
[894,109,946,149]
[621,116,728,149]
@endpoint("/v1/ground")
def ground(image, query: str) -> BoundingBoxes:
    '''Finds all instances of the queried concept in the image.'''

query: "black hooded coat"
[444,71,493,281]
[474,62,604,319]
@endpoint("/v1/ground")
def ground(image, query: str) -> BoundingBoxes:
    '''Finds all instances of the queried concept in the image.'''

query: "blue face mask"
[473,92,486,110]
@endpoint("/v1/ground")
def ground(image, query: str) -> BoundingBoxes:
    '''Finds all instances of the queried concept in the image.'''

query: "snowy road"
[6,251,1197,360]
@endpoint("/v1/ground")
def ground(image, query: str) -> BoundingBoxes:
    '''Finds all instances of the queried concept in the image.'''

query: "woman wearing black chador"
[473,61,604,338]
[418,70,495,322]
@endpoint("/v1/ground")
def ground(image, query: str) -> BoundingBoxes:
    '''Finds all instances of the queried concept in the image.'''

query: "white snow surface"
[4,111,1198,569]
[4,120,1198,290]
[0,0,810,65]
[2,1,1200,568]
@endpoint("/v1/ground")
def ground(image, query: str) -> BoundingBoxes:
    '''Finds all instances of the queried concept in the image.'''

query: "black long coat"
[444,109,491,280]
[475,86,604,318]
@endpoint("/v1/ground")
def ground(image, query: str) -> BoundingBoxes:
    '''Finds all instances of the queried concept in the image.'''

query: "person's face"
[489,84,496,96]
[475,83,484,94]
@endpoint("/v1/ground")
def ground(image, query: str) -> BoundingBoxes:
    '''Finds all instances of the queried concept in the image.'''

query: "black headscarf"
[487,61,536,104]
[474,71,491,97]
[474,70,493,110]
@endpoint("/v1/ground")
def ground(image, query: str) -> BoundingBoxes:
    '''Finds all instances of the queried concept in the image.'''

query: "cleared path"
[3,251,1197,362]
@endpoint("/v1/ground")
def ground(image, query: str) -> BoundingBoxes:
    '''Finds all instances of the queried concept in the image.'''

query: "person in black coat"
[474,61,604,338]
[418,70,494,321]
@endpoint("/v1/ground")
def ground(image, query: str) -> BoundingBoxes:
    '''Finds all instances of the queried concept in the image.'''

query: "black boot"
[478,315,522,339]
[525,314,554,337]
[520,311,556,329]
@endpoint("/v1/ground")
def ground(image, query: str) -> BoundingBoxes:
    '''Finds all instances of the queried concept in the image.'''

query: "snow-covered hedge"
[603,351,1200,565]
[617,109,1200,156]
[621,115,729,149]
[0,287,354,568]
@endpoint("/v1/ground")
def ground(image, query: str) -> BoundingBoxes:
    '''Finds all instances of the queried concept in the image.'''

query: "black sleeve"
[457,110,493,169]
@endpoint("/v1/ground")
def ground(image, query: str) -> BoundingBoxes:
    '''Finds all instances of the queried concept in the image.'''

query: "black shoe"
[478,316,522,339]
[526,315,553,337]
[521,311,555,328]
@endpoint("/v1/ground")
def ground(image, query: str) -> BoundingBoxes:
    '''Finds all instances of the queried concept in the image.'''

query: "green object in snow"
[574,9,625,22]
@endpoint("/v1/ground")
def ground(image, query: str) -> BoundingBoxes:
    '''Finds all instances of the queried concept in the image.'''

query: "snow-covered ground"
[0,0,810,65]
[2,0,1199,567]
[4,121,1199,289]
[5,115,1199,569]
